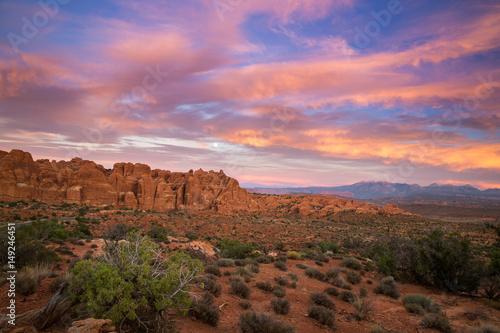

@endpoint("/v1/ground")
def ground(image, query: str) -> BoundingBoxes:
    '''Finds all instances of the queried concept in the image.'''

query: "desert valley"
[1,0,499,332]
[0,149,499,333]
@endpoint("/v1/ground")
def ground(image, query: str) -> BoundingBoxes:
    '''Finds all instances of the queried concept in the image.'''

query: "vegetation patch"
[70,233,202,331]
[238,311,295,333]
[340,257,362,270]
[189,293,220,327]
[403,294,440,314]
[420,314,452,333]
[308,306,335,328]
[310,292,336,310]
[271,298,291,315]
[374,276,400,299]
[230,277,252,299]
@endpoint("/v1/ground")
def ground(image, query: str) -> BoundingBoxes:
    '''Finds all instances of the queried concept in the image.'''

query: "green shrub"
[340,257,362,270]
[368,242,398,276]
[273,286,286,298]
[276,255,287,262]
[416,230,483,292]
[256,255,275,264]
[421,314,452,333]
[403,294,440,313]
[16,263,51,296]
[216,258,235,267]
[340,290,356,303]
[235,258,255,267]
[147,225,174,241]
[231,277,252,299]
[271,298,291,315]
[351,295,374,321]
[346,271,362,285]
[333,276,346,288]
[48,228,69,240]
[405,303,425,316]
[481,275,500,301]
[360,286,368,298]
[374,276,400,299]
[296,263,307,269]
[275,276,289,286]
[371,231,484,293]
[274,261,287,272]
[365,261,374,271]
[324,287,339,296]
[256,281,273,292]
[0,223,60,268]
[68,257,81,270]
[326,268,341,280]
[16,271,38,296]
[317,241,340,254]
[205,264,222,277]
[314,253,330,263]
[308,306,335,328]
[189,293,220,327]
[248,263,260,273]
[235,267,254,279]
[70,233,202,330]
[82,250,93,260]
[217,238,258,259]
[305,267,325,280]
[197,274,222,297]
[147,225,172,241]
[238,311,295,333]
[240,300,252,310]
[287,251,302,260]
[466,323,500,333]
[287,273,298,281]
[310,292,336,310]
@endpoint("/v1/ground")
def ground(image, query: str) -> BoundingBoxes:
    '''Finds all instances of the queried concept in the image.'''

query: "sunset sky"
[0,0,499,188]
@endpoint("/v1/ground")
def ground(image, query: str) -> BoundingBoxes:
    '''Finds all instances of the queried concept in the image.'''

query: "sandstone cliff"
[0,149,408,216]
[0,149,260,213]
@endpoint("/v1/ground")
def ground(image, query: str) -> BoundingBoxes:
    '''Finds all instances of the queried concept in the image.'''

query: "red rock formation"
[251,194,410,217]
[0,149,260,213]
[0,149,408,216]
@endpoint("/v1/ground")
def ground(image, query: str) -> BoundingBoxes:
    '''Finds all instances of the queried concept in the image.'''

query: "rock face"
[67,318,116,333]
[0,149,260,213]
[0,149,408,216]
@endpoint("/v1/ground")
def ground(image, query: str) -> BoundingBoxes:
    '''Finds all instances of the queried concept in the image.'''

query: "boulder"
[67,318,116,333]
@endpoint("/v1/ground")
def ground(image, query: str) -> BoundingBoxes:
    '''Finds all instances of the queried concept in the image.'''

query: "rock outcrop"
[67,319,116,333]
[0,149,260,213]
[0,149,408,216]
[250,194,410,217]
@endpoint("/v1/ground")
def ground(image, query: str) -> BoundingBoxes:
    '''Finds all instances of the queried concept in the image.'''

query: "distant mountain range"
[246,181,500,200]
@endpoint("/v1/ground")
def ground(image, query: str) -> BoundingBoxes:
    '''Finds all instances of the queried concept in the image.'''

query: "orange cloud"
[218,126,500,173]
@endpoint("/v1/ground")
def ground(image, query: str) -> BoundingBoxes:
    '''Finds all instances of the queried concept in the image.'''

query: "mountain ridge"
[247,181,500,200]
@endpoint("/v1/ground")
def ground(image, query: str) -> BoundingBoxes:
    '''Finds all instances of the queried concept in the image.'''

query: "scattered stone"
[67,318,116,333]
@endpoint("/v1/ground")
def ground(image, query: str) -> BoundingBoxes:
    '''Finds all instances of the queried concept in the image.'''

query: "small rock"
[67,318,116,333]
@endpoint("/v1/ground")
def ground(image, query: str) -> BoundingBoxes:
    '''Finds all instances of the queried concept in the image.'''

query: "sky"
[0,0,499,189]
